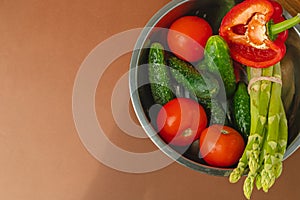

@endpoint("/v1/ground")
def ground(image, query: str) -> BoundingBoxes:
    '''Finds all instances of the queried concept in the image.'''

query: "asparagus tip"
[243,174,255,200]
[229,170,242,183]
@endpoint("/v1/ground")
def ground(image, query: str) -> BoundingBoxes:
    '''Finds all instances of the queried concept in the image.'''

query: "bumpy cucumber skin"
[233,82,250,139]
[148,42,174,105]
[204,35,237,97]
[167,56,219,100]
[198,98,227,125]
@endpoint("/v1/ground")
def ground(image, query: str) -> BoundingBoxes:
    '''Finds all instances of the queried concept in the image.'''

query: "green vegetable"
[203,35,237,97]
[198,98,227,125]
[260,64,287,192]
[229,63,288,200]
[249,66,275,174]
[232,82,251,140]
[273,104,288,179]
[229,68,264,184]
[211,0,236,33]
[235,66,274,200]
[167,56,219,100]
[148,42,174,105]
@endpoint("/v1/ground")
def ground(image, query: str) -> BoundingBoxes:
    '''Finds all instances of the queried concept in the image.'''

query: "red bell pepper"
[219,0,300,68]
[267,0,288,43]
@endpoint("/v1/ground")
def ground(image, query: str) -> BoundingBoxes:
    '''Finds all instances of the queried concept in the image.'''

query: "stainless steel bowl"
[129,0,300,176]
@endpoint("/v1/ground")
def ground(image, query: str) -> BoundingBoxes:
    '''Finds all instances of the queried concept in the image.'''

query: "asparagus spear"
[260,63,287,192]
[229,152,248,183]
[229,63,289,199]
[230,65,272,183]
[244,138,267,199]
[229,68,262,183]
[241,66,274,198]
[231,65,287,195]
[274,103,288,178]
[243,172,256,200]
[255,172,263,190]
[247,66,273,174]
[255,124,269,191]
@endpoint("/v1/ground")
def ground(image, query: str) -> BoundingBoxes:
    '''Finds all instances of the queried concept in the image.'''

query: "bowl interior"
[130,0,300,176]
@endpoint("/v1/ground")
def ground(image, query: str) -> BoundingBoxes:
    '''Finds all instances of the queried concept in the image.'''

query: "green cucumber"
[167,56,219,100]
[148,42,174,105]
[233,82,251,139]
[198,98,227,125]
[204,35,237,97]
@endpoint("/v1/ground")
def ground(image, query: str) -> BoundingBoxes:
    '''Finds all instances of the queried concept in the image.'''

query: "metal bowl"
[129,0,300,176]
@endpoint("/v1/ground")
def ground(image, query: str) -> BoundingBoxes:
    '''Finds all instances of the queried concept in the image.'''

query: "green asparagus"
[260,63,288,192]
[243,172,256,200]
[229,63,288,199]
[274,104,288,178]
[229,68,262,183]
[247,66,273,174]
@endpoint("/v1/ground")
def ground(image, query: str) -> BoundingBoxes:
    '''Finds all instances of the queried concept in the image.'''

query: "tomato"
[156,98,207,146]
[199,125,245,167]
[167,16,213,63]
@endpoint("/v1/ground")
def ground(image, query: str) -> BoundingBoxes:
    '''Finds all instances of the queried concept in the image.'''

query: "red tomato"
[167,16,213,62]
[199,125,245,167]
[156,98,207,146]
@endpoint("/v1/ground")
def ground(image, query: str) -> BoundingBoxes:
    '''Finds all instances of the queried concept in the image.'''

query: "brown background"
[0,0,299,199]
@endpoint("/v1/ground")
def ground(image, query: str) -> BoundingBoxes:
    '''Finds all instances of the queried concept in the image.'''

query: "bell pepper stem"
[271,13,300,35]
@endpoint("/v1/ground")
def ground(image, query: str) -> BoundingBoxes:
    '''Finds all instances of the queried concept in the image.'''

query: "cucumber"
[148,42,174,105]
[211,0,236,33]
[233,82,251,139]
[198,98,227,125]
[204,35,237,97]
[167,56,219,100]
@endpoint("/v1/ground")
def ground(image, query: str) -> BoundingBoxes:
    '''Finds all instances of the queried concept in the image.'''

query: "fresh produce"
[148,42,174,105]
[156,98,207,146]
[203,35,237,97]
[267,0,288,42]
[230,63,289,199]
[258,64,287,192]
[199,125,245,168]
[167,16,213,62]
[220,0,297,198]
[232,82,251,140]
[269,0,283,18]
[228,64,287,198]
[211,0,236,33]
[144,1,297,198]
[219,0,300,68]
[198,98,227,125]
[167,56,220,99]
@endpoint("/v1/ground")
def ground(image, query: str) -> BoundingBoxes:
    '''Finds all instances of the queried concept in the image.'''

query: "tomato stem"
[221,129,229,134]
